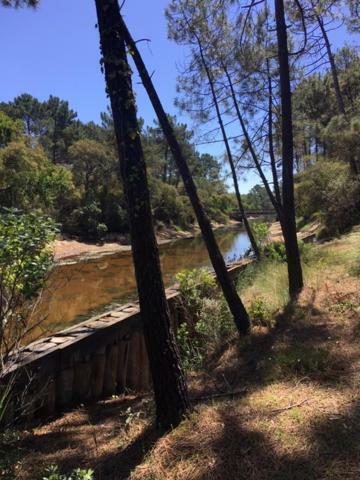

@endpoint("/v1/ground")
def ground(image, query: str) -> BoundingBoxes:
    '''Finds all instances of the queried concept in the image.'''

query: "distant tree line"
[0,94,238,240]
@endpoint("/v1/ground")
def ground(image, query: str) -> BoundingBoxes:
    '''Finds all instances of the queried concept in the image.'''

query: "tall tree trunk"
[95,0,190,429]
[119,14,250,335]
[275,0,304,299]
[195,48,259,258]
[266,59,282,207]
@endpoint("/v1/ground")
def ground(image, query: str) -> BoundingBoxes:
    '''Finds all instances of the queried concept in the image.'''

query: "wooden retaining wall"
[0,259,252,426]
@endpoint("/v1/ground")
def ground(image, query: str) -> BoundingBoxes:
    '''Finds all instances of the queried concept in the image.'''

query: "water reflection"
[37,226,250,336]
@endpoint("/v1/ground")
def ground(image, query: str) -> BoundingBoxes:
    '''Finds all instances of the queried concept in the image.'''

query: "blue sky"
[0,1,357,192]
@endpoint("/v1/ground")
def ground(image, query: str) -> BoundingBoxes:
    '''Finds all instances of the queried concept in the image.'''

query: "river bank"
[53,220,242,263]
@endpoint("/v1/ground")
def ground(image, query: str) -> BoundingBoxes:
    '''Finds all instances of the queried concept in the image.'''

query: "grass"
[2,227,360,480]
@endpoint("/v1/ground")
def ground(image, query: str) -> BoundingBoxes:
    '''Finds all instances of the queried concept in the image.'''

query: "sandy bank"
[53,221,241,263]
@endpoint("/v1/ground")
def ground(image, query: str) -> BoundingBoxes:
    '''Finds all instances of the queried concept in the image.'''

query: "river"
[35,225,250,338]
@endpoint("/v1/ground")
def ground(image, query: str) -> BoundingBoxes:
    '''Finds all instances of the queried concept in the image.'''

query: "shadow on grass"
[4,293,359,479]
[1,394,159,480]
[198,298,354,398]
[212,400,358,479]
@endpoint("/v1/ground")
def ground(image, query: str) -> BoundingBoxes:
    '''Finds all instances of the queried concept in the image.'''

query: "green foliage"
[252,222,269,249]
[176,268,218,317]
[349,256,360,277]
[295,160,360,235]
[0,209,56,362]
[0,111,22,147]
[176,268,233,369]
[65,202,108,241]
[243,185,274,211]
[264,241,287,262]
[0,209,56,299]
[0,97,234,240]
[151,180,193,228]
[248,297,274,328]
[42,465,94,480]
[176,321,205,370]
[0,140,74,213]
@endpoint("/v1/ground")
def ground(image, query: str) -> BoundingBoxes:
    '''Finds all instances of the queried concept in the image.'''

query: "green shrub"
[65,202,108,241]
[295,160,360,235]
[42,465,94,480]
[176,268,218,319]
[252,222,269,249]
[264,241,287,262]
[248,297,274,328]
[176,268,233,369]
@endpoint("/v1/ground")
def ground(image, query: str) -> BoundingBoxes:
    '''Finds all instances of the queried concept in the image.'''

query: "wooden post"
[104,344,119,395]
[56,367,74,409]
[91,346,106,399]
[73,356,92,402]
[117,339,129,392]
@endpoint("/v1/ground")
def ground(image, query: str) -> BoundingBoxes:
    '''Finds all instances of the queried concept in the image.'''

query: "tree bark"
[266,59,282,207]
[275,0,304,299]
[94,0,190,428]
[119,14,250,335]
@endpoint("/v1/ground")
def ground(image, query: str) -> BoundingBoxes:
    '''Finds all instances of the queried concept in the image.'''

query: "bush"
[0,210,56,424]
[295,160,360,235]
[252,222,269,250]
[151,181,193,229]
[65,202,108,241]
[176,268,233,369]
[264,241,287,262]
[248,297,274,328]
[43,465,94,480]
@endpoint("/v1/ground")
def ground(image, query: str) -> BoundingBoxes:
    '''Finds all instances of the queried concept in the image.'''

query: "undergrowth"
[175,268,234,370]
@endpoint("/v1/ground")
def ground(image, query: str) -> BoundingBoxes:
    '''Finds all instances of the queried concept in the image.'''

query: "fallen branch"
[268,398,310,415]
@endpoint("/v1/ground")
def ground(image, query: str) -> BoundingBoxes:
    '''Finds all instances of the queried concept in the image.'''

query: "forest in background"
[0,49,359,242]
[0,94,275,241]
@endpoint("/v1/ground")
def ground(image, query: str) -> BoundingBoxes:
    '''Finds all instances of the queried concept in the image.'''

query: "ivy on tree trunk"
[94,0,190,429]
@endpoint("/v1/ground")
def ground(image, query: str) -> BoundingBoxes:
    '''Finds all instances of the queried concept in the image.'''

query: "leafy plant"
[175,268,233,369]
[264,241,287,262]
[0,209,56,366]
[248,297,274,328]
[42,465,94,480]
[252,222,269,250]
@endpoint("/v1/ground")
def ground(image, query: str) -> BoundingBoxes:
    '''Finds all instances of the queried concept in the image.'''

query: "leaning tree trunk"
[95,0,190,429]
[225,66,280,216]
[118,14,250,335]
[196,49,260,259]
[316,13,359,176]
[316,14,345,115]
[275,0,304,299]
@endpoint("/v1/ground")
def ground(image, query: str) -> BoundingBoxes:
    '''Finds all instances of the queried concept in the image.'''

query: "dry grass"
[2,228,360,480]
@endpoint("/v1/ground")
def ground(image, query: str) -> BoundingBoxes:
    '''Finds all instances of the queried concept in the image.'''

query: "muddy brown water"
[34,226,251,339]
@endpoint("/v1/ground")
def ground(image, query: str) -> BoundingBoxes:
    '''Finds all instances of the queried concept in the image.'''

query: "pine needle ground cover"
[2,228,360,480]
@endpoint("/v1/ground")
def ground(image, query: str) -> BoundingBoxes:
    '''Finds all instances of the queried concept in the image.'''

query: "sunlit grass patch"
[237,259,289,313]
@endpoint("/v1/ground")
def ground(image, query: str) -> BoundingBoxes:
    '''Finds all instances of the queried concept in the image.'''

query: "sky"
[0,1,358,192]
